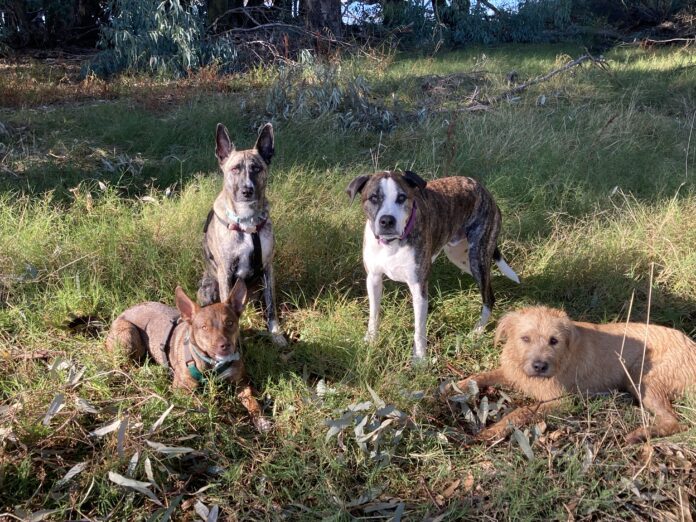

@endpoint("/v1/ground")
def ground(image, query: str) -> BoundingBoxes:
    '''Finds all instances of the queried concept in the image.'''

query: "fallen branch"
[482,52,609,106]
[637,37,695,46]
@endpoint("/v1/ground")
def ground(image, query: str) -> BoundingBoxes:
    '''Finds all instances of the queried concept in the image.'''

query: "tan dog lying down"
[444,306,696,444]
[106,280,271,432]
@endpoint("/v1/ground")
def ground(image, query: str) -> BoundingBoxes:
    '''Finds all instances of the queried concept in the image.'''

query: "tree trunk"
[304,0,342,37]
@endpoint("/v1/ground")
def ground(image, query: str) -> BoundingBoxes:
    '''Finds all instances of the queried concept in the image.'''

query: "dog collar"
[224,207,268,234]
[184,332,240,383]
[377,200,417,246]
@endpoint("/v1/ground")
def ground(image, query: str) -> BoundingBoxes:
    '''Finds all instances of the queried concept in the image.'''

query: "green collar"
[184,333,240,383]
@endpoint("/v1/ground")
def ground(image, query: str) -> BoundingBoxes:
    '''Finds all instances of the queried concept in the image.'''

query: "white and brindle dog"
[347,170,519,361]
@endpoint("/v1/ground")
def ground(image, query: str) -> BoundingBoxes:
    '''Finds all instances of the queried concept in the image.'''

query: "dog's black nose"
[241,187,254,198]
[379,215,396,229]
[532,360,548,374]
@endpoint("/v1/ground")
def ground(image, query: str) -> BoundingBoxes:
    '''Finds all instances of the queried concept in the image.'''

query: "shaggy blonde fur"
[445,306,696,443]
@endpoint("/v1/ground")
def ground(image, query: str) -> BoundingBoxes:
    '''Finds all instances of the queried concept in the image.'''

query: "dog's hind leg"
[262,265,287,347]
[625,387,684,444]
[197,272,220,306]
[468,241,495,332]
[105,318,147,361]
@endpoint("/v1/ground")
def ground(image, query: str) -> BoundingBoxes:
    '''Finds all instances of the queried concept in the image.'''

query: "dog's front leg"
[476,400,558,441]
[440,369,508,399]
[365,271,383,343]
[262,265,287,347]
[407,280,428,362]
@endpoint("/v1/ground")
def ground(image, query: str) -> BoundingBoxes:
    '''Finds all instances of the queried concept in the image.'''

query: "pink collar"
[378,200,417,246]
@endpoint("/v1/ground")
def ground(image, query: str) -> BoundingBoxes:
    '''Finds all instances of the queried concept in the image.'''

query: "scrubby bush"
[88,0,238,77]
[265,50,397,132]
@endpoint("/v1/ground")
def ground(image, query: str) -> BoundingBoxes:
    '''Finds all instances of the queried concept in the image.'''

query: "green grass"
[1,43,695,519]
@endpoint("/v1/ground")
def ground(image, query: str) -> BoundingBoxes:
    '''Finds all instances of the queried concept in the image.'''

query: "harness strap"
[160,317,180,370]
[251,232,263,277]
[207,208,265,283]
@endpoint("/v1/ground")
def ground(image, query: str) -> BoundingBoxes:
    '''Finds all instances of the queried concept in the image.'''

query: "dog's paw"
[254,416,274,433]
[625,428,648,445]
[271,333,288,348]
[364,331,377,344]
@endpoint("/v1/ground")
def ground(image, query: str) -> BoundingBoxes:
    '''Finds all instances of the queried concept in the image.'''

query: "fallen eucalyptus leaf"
[108,471,162,506]
[42,393,65,426]
[117,417,128,458]
[513,428,534,461]
[127,451,139,477]
[148,404,175,435]
[53,462,88,490]
[325,413,353,441]
[75,397,99,414]
[145,440,196,456]
[90,418,121,438]
[366,384,386,409]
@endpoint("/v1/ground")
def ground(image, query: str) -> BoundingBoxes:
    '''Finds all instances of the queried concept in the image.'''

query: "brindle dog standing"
[198,123,287,347]
[347,170,519,362]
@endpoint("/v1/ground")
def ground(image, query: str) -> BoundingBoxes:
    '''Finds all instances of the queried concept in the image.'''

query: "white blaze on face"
[375,177,410,237]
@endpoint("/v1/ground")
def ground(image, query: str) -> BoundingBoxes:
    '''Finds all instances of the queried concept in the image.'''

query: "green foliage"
[265,51,397,132]
[89,0,238,77]
[447,0,573,46]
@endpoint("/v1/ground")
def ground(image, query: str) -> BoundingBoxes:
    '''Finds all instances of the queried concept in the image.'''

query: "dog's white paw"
[364,331,377,344]
[254,416,273,433]
[271,333,288,347]
[411,346,427,365]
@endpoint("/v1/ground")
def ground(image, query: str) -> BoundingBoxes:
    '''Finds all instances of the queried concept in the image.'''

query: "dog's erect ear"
[494,313,515,346]
[226,279,248,316]
[403,170,427,190]
[346,175,370,203]
[216,123,235,163]
[175,286,200,322]
[254,123,274,165]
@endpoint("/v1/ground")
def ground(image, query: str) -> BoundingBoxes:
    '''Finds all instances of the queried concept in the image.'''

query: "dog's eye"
[396,194,407,204]
[521,336,530,343]
[250,165,260,174]
[369,194,379,204]
[200,325,208,331]
[549,337,558,346]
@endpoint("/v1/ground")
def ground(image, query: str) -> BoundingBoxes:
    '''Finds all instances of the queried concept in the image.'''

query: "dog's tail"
[493,247,520,283]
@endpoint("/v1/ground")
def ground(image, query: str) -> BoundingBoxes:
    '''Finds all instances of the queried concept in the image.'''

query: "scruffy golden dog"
[444,306,696,444]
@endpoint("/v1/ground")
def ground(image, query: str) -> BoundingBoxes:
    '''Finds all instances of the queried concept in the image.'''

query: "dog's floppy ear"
[175,286,200,322]
[254,123,274,165]
[216,123,235,163]
[403,170,427,190]
[226,279,248,316]
[346,175,370,203]
[494,313,515,346]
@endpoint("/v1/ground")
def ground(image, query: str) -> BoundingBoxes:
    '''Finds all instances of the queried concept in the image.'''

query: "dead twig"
[483,52,608,106]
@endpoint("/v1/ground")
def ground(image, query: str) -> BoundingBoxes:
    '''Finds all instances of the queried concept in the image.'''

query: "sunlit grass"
[0,43,695,519]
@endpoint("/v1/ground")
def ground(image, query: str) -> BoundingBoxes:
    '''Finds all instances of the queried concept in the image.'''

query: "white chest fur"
[362,222,418,283]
